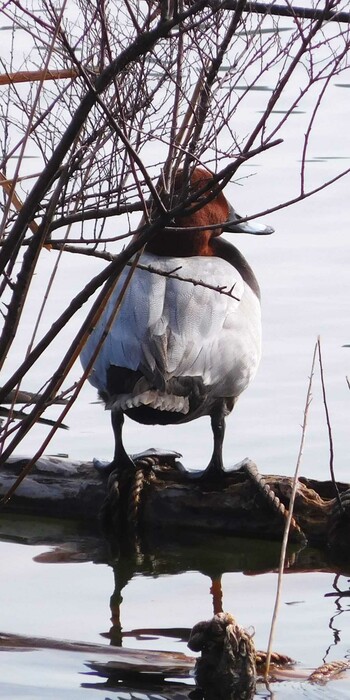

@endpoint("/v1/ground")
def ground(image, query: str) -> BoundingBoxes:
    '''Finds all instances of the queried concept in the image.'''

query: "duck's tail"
[105,390,189,414]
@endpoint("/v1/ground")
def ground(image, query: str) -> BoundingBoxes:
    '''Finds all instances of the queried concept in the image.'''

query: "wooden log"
[0,454,349,550]
[0,455,106,520]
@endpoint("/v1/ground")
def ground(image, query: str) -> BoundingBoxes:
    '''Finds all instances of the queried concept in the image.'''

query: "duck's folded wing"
[81,255,253,393]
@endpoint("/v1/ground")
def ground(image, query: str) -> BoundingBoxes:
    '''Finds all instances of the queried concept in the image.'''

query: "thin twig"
[317,337,343,511]
[0,171,39,234]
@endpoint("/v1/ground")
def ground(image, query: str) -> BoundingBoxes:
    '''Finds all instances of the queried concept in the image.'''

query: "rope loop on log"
[127,461,153,532]
[243,461,307,544]
[101,455,157,540]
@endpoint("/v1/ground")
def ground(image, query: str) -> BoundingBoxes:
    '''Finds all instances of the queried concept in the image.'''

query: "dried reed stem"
[264,340,318,677]
[0,69,77,86]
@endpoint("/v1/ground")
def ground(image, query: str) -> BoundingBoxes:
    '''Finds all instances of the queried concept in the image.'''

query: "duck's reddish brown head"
[146,167,231,257]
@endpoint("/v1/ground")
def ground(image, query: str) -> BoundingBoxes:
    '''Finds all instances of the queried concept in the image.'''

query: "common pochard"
[80,168,273,480]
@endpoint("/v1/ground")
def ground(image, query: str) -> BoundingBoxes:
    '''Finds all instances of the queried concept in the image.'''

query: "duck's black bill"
[224,203,274,235]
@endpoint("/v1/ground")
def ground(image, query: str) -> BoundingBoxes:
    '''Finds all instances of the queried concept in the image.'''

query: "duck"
[80,167,273,481]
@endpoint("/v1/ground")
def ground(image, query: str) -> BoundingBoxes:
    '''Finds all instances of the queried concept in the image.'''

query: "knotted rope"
[243,461,307,544]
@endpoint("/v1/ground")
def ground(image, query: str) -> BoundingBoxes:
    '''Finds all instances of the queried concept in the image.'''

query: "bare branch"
[223,1,350,25]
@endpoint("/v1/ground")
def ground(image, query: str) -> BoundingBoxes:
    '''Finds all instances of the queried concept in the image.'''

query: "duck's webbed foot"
[93,453,136,478]
[183,458,227,483]
[94,448,184,478]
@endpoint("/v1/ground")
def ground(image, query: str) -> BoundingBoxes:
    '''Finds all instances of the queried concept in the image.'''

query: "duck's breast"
[80,252,261,398]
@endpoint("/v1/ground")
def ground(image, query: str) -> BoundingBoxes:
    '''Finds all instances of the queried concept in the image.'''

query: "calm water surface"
[1,516,350,698]
[1,9,350,700]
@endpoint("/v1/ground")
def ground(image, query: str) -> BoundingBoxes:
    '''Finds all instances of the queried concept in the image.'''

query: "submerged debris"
[188,612,256,699]
[308,659,350,684]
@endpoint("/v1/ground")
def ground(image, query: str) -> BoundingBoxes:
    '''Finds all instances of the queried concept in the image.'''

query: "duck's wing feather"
[81,253,260,397]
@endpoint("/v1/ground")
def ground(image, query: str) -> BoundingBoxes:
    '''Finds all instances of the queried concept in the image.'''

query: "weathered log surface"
[0,455,106,519]
[0,454,349,548]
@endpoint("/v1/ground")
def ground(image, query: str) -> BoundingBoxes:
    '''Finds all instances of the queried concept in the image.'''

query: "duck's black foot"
[179,460,228,484]
[93,454,137,479]
[94,449,184,478]
[93,458,115,475]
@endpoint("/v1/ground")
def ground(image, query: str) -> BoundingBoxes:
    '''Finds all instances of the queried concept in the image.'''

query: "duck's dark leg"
[94,409,136,476]
[112,410,137,471]
[195,401,227,481]
[208,407,226,475]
